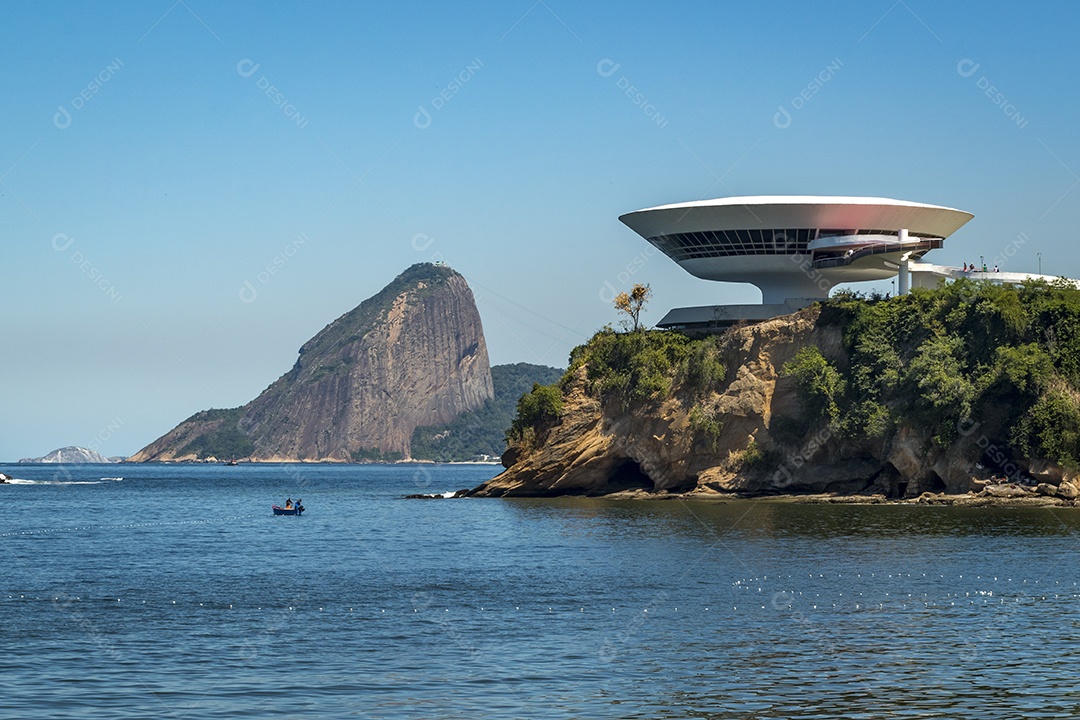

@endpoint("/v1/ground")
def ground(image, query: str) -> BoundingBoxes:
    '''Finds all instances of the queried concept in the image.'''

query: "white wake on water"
[2,477,123,485]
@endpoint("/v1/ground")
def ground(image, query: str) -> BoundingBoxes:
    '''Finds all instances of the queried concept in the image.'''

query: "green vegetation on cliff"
[510,280,1080,473]
[815,279,1080,467]
[411,363,563,461]
[504,327,729,450]
[176,407,254,460]
[566,327,725,406]
[508,383,564,443]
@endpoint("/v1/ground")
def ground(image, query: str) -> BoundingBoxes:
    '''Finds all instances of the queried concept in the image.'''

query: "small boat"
[272,504,304,516]
[224,459,238,466]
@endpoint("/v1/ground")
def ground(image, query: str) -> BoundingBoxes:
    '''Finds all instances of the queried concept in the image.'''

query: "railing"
[812,238,943,269]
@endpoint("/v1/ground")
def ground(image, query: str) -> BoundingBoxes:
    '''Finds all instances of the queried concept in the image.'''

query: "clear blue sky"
[4,1,1079,459]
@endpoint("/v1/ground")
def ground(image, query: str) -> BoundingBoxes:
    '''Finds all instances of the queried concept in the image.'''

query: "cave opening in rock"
[927,472,947,494]
[669,474,699,493]
[877,462,904,498]
[606,459,655,492]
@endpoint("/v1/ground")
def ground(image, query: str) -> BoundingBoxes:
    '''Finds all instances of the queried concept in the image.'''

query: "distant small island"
[19,446,119,464]
[471,279,1080,505]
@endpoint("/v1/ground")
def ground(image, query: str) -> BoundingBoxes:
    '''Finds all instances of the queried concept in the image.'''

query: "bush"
[411,363,563,461]
[903,335,975,439]
[994,343,1053,396]
[741,438,768,469]
[579,329,696,406]
[351,447,404,462]
[689,405,724,450]
[509,383,564,441]
[1012,387,1080,469]
[177,407,255,460]
[505,329,732,448]
[685,336,726,393]
[781,346,844,425]
[823,280,1080,464]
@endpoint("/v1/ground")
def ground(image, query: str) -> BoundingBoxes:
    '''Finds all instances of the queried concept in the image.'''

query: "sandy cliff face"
[473,310,827,496]
[130,264,493,462]
[471,307,1061,499]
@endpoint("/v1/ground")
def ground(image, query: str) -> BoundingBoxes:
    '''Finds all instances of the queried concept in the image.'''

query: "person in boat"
[295,498,303,513]
[285,498,293,510]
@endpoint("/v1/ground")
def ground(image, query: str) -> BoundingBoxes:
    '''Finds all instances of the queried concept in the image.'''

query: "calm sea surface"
[3,463,1080,719]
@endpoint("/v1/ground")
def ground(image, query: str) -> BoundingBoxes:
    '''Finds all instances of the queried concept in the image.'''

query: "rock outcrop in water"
[130,263,494,462]
[472,287,1080,502]
[20,446,116,463]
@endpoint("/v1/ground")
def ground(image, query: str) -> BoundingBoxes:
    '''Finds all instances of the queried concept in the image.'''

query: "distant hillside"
[410,363,564,461]
[130,263,494,462]
[20,446,116,464]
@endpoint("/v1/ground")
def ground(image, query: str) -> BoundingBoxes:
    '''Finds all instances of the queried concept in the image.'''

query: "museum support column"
[898,228,910,295]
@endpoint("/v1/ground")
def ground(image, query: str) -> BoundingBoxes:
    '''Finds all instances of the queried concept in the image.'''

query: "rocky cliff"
[473,308,849,497]
[131,263,494,462]
[471,290,1080,501]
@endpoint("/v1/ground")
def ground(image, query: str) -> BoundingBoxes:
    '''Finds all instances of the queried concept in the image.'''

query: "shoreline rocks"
[405,489,470,499]
[461,485,1080,507]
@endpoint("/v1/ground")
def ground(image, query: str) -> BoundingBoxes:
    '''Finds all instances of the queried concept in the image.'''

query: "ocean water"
[3,462,1080,719]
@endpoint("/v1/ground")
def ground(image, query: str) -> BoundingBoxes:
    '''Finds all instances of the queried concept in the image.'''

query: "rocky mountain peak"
[130,263,494,462]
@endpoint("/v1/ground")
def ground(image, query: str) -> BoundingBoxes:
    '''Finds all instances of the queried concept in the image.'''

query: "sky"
[4,1,1080,460]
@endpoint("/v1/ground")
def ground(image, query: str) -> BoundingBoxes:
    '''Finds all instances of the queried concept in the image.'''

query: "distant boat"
[224,459,239,466]
[272,504,303,516]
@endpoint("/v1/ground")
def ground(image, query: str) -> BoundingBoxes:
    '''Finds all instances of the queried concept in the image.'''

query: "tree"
[508,383,564,441]
[614,283,652,332]
[781,346,845,425]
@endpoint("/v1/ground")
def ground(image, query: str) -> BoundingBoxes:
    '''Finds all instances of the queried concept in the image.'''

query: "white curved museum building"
[619,195,979,328]
[620,195,975,302]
